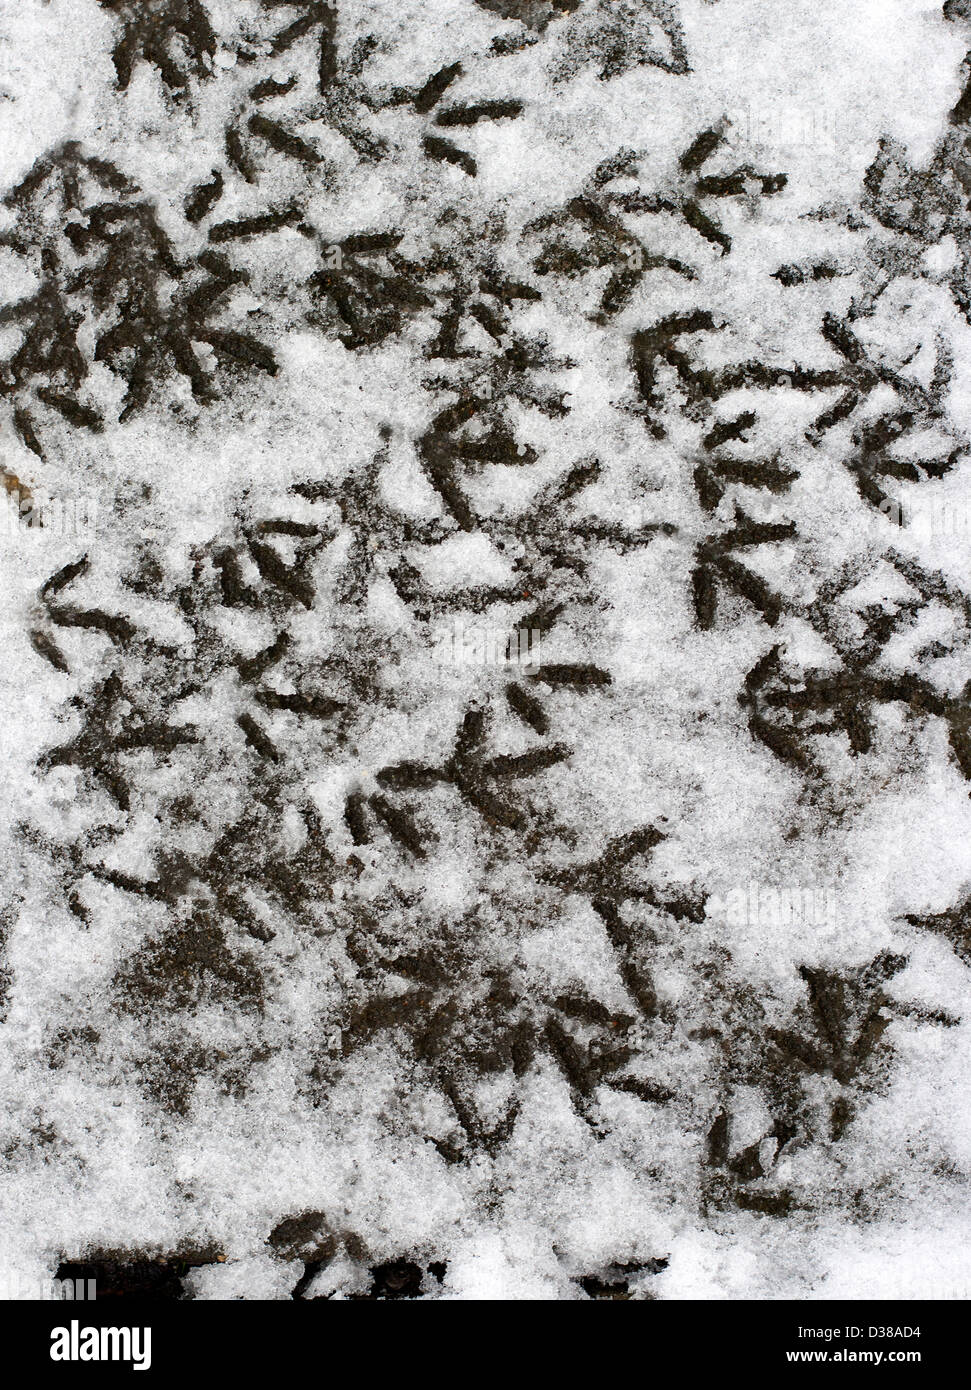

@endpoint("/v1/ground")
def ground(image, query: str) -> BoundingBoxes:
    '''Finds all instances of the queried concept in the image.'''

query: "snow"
[0,0,969,1301]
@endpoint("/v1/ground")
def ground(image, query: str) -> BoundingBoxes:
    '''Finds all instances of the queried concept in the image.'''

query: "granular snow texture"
[1,0,970,1301]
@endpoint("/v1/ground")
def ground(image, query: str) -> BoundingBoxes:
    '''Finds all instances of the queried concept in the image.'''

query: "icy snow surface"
[1,0,971,1301]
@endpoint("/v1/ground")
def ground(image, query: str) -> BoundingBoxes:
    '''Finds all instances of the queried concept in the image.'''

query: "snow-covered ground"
[0,0,970,1300]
